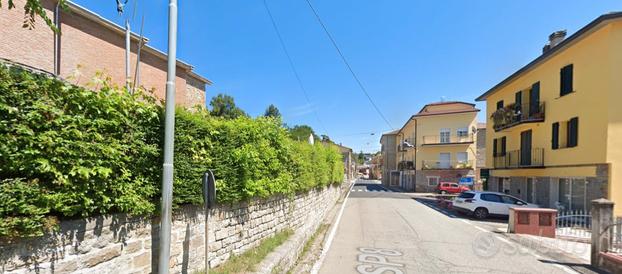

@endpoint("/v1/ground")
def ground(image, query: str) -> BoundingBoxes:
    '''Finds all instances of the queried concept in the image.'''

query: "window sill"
[553,146,577,150]
[556,90,577,99]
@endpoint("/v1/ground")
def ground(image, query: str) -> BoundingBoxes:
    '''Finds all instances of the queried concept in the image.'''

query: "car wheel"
[474,207,488,219]
[440,190,447,195]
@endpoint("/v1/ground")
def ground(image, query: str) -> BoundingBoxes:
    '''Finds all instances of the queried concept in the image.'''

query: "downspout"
[53,2,61,75]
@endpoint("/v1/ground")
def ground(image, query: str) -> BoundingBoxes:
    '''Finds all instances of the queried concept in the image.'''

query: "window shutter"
[568,117,579,147]
[497,100,504,110]
[501,137,507,156]
[552,122,559,149]
[530,82,540,117]
[493,138,498,157]
[560,64,574,96]
[515,91,522,114]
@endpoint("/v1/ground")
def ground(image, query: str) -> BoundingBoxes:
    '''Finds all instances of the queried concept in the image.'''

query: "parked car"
[453,191,538,219]
[437,182,470,194]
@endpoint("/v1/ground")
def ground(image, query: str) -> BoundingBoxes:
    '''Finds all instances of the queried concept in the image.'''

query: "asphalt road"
[318,179,582,274]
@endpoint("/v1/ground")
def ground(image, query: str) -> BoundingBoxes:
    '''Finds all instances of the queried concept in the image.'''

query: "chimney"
[543,30,567,53]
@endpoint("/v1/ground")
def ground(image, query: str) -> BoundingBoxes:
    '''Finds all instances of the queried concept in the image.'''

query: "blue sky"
[74,0,622,153]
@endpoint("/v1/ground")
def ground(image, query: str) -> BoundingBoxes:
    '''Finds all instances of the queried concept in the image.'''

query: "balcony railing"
[493,148,544,169]
[491,102,545,131]
[422,160,474,170]
[422,134,474,145]
[398,161,415,170]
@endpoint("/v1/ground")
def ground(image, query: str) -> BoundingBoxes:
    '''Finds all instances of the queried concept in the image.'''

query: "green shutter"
[552,122,559,149]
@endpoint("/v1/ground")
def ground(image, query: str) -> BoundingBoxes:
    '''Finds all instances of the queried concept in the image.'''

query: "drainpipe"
[414,118,417,190]
[125,19,131,93]
[53,2,61,75]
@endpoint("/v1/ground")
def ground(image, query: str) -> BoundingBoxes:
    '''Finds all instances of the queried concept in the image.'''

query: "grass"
[300,224,329,259]
[207,229,293,274]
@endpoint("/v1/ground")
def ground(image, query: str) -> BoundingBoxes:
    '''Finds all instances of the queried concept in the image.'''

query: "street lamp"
[158,0,177,273]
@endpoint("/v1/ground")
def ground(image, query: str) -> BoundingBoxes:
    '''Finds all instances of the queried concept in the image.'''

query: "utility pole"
[158,0,177,273]
[125,19,131,93]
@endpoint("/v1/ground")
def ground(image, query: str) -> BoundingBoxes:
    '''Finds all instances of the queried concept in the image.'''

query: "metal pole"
[125,19,131,93]
[158,0,177,273]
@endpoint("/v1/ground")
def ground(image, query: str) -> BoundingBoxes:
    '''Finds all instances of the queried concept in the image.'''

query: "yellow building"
[395,102,479,192]
[476,13,622,214]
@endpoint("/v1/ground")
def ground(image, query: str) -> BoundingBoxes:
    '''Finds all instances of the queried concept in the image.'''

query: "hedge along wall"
[0,64,344,238]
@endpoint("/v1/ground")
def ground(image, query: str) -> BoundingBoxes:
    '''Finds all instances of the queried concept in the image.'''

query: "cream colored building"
[394,102,479,192]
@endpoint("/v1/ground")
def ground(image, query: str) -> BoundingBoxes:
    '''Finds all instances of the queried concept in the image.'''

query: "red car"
[437,182,469,194]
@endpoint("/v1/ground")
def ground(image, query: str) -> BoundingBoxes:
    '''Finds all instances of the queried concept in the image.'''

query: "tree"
[288,125,318,142]
[2,0,68,32]
[209,93,247,119]
[264,104,281,118]
[355,150,365,165]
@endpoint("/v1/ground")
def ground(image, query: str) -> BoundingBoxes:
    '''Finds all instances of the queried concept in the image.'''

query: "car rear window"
[458,192,475,199]
[481,194,502,203]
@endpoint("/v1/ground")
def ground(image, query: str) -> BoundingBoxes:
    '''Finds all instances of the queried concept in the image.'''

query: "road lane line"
[310,181,355,274]
[473,225,488,233]
[495,236,512,245]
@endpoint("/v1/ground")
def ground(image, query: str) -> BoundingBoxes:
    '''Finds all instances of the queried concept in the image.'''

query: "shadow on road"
[538,259,606,274]
[413,197,508,225]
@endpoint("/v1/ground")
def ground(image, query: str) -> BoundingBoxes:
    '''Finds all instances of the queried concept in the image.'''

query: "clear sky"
[73,0,622,153]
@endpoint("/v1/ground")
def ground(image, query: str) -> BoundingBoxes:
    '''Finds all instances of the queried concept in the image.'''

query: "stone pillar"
[591,198,614,267]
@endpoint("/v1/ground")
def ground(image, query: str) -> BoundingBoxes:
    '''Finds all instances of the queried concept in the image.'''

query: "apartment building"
[380,130,399,187]
[388,102,479,192]
[0,0,210,107]
[476,13,622,214]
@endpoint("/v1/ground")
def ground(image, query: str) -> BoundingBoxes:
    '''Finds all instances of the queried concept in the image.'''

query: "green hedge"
[0,64,344,238]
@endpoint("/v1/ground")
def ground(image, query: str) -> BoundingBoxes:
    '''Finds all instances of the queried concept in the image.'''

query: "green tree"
[263,104,281,118]
[288,125,318,142]
[209,93,247,119]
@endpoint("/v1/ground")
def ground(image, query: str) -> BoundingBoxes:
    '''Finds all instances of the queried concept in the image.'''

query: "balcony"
[493,148,544,169]
[398,161,415,170]
[422,134,474,146]
[421,160,474,170]
[491,102,545,131]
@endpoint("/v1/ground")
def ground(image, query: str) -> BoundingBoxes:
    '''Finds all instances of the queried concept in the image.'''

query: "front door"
[439,153,451,169]
[520,130,532,166]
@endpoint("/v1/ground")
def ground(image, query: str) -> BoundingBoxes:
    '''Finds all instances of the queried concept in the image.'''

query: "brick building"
[0,0,210,107]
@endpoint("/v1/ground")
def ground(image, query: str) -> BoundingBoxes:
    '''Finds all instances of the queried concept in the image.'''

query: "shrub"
[0,64,343,237]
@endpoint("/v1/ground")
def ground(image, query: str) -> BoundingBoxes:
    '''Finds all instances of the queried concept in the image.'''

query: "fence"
[556,210,591,240]
[607,217,622,254]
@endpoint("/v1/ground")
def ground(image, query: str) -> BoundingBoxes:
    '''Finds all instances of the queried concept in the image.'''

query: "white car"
[453,191,539,219]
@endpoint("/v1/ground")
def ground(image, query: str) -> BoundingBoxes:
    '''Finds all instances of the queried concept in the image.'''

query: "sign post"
[202,170,216,273]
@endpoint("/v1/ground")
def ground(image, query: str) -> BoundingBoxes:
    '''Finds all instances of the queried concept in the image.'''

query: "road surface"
[318,179,583,274]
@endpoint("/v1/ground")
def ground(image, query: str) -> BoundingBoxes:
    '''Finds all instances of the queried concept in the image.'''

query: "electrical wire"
[262,0,330,136]
[303,0,394,130]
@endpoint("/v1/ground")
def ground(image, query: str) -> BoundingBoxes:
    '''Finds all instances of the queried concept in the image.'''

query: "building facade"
[476,13,622,214]
[409,102,479,192]
[0,0,210,107]
[380,130,399,187]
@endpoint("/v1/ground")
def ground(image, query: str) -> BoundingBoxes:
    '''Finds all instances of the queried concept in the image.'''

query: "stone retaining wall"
[0,184,346,274]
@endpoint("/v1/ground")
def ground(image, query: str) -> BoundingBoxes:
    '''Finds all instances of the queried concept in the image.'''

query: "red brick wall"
[0,0,205,107]
[0,0,55,72]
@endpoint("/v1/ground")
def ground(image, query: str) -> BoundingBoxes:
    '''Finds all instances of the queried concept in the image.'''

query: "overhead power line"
[262,0,330,135]
[303,0,394,130]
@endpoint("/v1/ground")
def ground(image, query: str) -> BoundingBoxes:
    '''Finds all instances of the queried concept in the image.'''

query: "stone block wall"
[0,184,345,274]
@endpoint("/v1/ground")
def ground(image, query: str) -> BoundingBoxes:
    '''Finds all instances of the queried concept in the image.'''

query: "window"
[493,138,498,156]
[450,183,459,188]
[567,117,579,148]
[552,117,578,149]
[481,194,502,203]
[457,127,468,137]
[560,64,574,96]
[458,192,475,199]
[456,152,468,164]
[493,137,506,157]
[501,195,520,205]
[427,176,439,186]
[440,128,450,143]
[496,100,504,110]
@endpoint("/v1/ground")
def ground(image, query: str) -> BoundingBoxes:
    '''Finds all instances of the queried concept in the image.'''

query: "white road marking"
[495,236,512,245]
[473,225,488,233]
[310,181,355,274]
